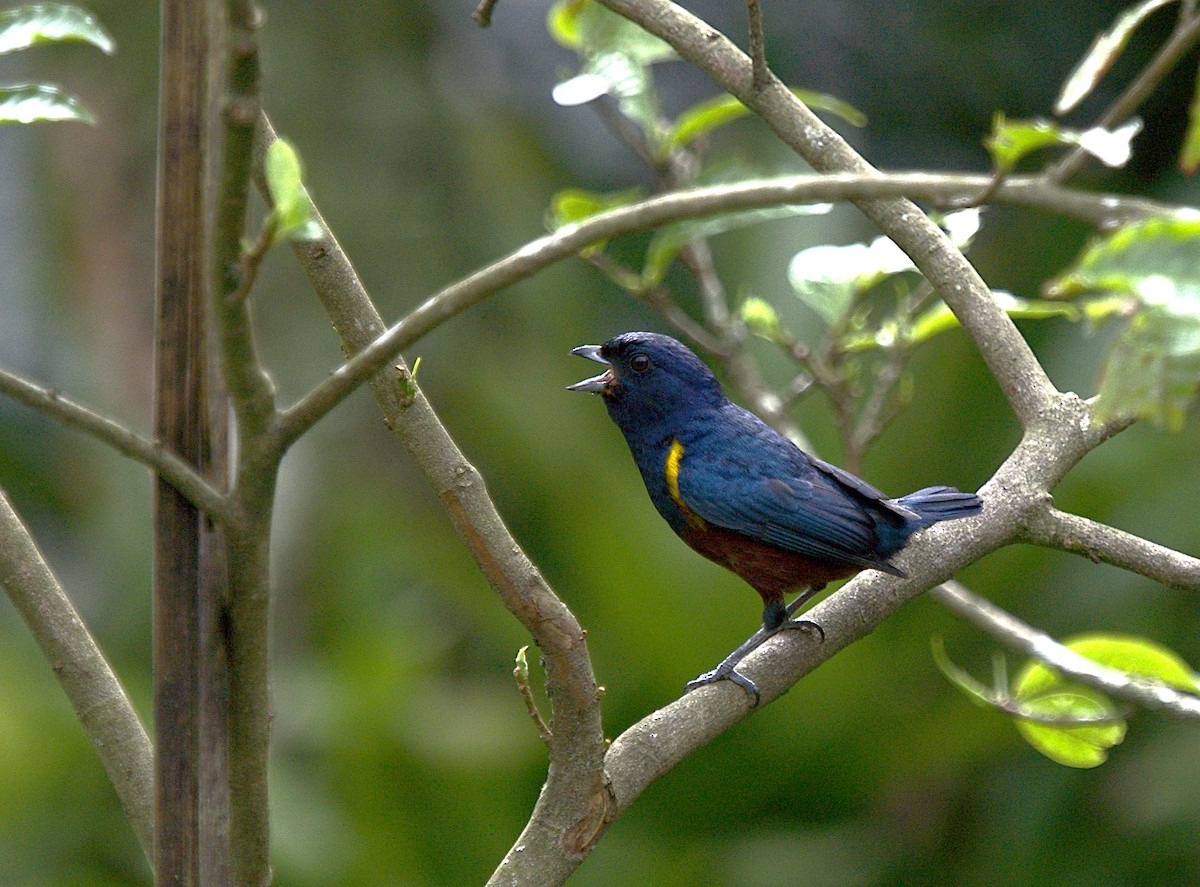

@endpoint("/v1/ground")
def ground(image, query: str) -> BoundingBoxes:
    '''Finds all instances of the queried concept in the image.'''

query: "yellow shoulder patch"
[665,440,705,529]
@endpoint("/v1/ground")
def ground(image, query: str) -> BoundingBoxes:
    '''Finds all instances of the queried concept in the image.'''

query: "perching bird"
[569,331,981,702]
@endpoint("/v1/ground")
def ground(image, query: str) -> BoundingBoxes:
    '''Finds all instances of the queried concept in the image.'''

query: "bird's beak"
[567,344,615,394]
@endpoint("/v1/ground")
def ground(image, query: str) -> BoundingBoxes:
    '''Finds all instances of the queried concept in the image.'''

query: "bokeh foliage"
[0,1,1198,885]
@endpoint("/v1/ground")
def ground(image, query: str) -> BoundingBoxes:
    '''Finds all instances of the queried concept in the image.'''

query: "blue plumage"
[569,331,982,697]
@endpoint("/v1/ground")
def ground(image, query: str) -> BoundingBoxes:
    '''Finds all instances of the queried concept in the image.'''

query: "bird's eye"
[629,352,651,374]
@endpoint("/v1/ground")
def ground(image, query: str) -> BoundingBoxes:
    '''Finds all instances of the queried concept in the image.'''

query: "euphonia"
[569,331,981,701]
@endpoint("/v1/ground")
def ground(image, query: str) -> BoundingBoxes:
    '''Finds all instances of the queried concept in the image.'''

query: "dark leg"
[685,584,826,705]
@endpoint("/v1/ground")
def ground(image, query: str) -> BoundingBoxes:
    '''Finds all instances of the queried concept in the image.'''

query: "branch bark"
[276,170,1170,447]
[597,0,1058,426]
[0,488,154,859]
[1022,504,1200,591]
[253,114,609,887]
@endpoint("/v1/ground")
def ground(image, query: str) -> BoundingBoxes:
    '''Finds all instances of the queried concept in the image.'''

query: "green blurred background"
[1,1,1198,884]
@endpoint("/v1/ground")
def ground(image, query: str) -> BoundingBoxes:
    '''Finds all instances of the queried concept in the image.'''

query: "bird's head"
[568,332,727,437]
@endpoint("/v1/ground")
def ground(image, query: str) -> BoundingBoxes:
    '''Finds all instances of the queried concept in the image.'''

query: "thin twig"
[931,580,1200,719]
[0,365,227,519]
[1045,8,1200,183]
[746,0,769,92]
[514,647,553,744]
[472,0,500,27]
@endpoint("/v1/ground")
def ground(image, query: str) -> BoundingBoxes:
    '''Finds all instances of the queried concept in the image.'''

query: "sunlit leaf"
[1076,118,1142,167]
[548,0,674,64]
[665,89,864,153]
[546,186,640,256]
[0,83,92,123]
[787,237,911,326]
[1055,0,1176,114]
[265,138,321,241]
[739,297,783,343]
[1180,61,1200,173]
[547,0,584,48]
[1013,689,1126,768]
[1066,635,1199,692]
[0,3,114,55]
[986,114,1141,173]
[904,293,1080,347]
[1047,216,1200,427]
[547,186,641,229]
[1012,634,1197,768]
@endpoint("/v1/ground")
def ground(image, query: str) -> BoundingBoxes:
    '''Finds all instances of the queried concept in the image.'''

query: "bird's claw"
[685,665,762,706]
[781,618,825,643]
[684,618,824,707]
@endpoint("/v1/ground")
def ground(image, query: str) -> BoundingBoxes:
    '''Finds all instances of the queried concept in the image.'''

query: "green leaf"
[0,3,114,55]
[546,186,640,256]
[739,297,783,343]
[554,0,675,64]
[1011,634,1197,768]
[787,236,911,327]
[665,89,865,153]
[1182,61,1200,173]
[905,293,1080,347]
[1047,216,1200,428]
[1055,0,1176,114]
[0,83,92,123]
[985,114,1140,172]
[264,139,321,241]
[547,187,641,229]
[1095,311,1200,429]
[645,199,830,287]
[546,0,584,48]
[1014,689,1126,768]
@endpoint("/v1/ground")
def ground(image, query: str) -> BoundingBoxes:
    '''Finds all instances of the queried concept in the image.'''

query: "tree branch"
[276,170,1171,446]
[0,367,227,519]
[0,488,154,860]
[212,7,276,886]
[930,580,1200,718]
[1046,6,1200,182]
[1022,503,1200,591]
[253,114,608,887]
[597,0,1059,427]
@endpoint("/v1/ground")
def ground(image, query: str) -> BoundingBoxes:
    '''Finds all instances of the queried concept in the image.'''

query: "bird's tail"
[893,486,982,528]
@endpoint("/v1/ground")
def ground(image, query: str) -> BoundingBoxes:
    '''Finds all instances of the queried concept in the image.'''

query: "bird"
[568,331,982,703]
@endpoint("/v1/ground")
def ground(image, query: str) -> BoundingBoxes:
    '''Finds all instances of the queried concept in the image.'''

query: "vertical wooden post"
[154,1,229,882]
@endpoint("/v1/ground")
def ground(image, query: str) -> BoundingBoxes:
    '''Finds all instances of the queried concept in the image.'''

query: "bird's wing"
[676,428,887,568]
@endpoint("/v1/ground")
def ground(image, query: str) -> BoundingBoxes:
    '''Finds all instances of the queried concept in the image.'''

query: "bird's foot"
[685,663,762,705]
[684,618,824,707]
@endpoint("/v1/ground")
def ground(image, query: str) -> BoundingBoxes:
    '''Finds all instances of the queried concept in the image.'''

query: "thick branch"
[597,0,1057,426]
[277,171,1170,446]
[0,488,154,859]
[931,580,1200,718]
[1022,504,1200,591]
[213,7,275,887]
[0,367,226,519]
[253,115,608,887]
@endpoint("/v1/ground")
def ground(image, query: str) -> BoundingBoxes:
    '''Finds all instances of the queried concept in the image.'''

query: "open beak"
[567,344,615,394]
